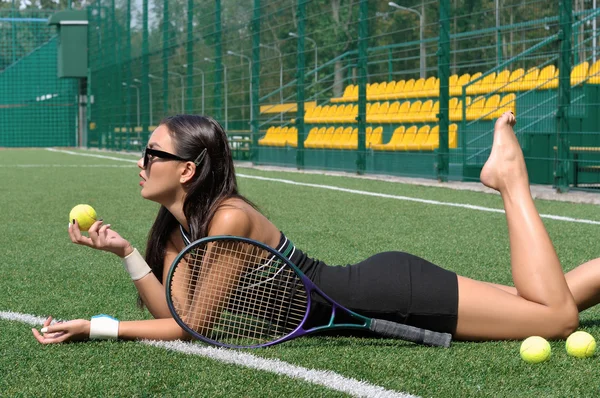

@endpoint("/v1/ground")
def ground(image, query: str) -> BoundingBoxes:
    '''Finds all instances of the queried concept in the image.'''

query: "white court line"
[45,148,600,226]
[0,310,415,398]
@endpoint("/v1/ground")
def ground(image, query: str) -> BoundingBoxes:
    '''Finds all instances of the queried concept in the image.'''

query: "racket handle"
[370,319,452,348]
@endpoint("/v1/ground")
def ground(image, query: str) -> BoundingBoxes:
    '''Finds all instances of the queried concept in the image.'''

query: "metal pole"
[389,2,425,78]
[183,65,205,114]
[260,43,283,121]
[226,51,253,122]
[438,0,450,181]
[556,0,572,192]
[295,2,306,169]
[168,71,185,113]
[133,78,152,125]
[289,32,318,83]
[149,74,163,123]
[252,0,261,162]
[594,0,597,63]
[357,0,368,174]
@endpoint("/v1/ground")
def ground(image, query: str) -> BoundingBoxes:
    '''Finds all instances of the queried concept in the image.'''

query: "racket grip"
[370,319,452,348]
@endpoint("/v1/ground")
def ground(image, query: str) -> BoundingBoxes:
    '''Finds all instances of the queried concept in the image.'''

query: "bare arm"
[133,237,183,319]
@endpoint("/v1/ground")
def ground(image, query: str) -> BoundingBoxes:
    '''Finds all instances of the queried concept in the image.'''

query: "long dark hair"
[139,115,254,307]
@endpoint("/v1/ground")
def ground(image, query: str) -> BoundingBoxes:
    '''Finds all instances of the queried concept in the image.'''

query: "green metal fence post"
[295,0,306,170]
[555,0,572,192]
[214,0,223,122]
[186,0,194,114]
[163,0,169,116]
[125,0,132,149]
[387,48,393,82]
[142,0,149,140]
[437,0,450,181]
[251,0,261,162]
[356,0,368,175]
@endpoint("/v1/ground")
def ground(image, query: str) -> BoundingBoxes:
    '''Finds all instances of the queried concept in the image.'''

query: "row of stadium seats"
[305,94,515,124]
[259,124,458,151]
[371,124,458,151]
[330,61,600,103]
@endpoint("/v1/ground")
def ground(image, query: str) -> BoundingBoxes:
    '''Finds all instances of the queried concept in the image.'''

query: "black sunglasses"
[142,147,207,169]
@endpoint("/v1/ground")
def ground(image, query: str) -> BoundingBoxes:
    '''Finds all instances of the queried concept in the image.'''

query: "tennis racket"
[166,236,452,348]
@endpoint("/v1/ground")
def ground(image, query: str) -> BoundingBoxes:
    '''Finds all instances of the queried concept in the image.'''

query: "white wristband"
[89,314,119,340]
[122,248,152,281]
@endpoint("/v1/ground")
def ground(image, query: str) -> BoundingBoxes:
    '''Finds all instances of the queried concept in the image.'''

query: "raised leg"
[455,112,579,340]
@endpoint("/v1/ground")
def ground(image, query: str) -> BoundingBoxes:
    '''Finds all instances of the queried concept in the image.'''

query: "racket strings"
[170,240,308,345]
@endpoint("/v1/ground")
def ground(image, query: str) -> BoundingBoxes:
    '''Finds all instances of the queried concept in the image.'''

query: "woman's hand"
[32,316,91,344]
[69,220,134,258]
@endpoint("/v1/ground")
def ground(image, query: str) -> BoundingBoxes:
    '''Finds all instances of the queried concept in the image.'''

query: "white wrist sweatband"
[122,248,152,281]
[89,314,119,340]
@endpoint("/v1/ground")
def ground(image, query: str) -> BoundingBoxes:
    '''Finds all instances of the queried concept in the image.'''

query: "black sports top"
[179,227,458,334]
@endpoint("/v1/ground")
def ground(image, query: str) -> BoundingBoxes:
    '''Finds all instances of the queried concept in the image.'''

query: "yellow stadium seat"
[419,125,439,151]
[400,79,416,99]
[482,95,500,120]
[312,127,335,148]
[330,104,347,123]
[421,76,440,97]
[588,59,600,84]
[404,125,431,151]
[395,125,420,151]
[471,72,497,95]
[466,96,486,120]
[424,100,439,123]
[450,97,471,122]
[286,127,298,147]
[519,67,540,91]
[407,78,426,99]
[367,126,383,148]
[366,83,378,101]
[410,99,433,123]
[340,128,359,150]
[492,70,510,92]
[449,124,459,148]
[366,102,381,123]
[369,101,389,124]
[467,72,488,95]
[330,85,353,102]
[382,101,400,123]
[388,101,410,123]
[450,73,471,96]
[492,94,516,118]
[465,72,483,95]
[398,100,422,124]
[391,80,406,100]
[381,81,398,100]
[538,65,558,90]
[303,127,321,148]
[318,126,341,149]
[305,105,323,123]
[449,74,458,89]
[273,126,288,147]
[258,126,276,145]
[571,61,589,86]
[372,126,405,151]
[503,68,524,92]
[331,126,353,149]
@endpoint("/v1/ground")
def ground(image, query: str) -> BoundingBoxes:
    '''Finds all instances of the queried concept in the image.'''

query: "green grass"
[1,148,600,397]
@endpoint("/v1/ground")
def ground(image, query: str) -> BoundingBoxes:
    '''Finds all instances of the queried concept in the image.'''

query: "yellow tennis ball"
[520,336,551,364]
[69,204,97,232]
[566,331,596,358]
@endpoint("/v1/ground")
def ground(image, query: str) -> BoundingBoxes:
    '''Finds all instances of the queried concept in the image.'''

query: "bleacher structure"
[257,60,600,182]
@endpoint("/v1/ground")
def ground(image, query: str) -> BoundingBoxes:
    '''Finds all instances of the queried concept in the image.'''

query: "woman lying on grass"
[33,112,596,345]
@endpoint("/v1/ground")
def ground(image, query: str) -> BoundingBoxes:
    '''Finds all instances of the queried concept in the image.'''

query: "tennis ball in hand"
[520,336,551,364]
[566,331,596,358]
[69,204,97,231]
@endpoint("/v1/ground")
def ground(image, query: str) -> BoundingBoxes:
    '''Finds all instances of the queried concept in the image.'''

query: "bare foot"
[480,112,529,192]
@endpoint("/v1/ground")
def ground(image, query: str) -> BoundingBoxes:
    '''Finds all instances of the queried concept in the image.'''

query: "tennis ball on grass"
[520,336,551,364]
[566,331,596,358]
[69,204,97,231]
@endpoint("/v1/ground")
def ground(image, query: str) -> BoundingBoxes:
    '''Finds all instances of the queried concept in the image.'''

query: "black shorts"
[308,251,459,335]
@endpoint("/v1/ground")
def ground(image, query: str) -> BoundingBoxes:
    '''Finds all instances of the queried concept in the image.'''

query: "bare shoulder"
[208,199,254,238]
